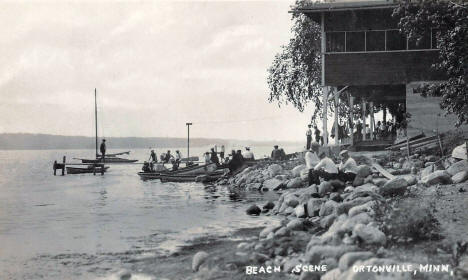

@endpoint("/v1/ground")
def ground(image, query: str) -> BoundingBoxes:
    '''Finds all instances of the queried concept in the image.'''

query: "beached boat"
[159,173,224,183]
[66,165,109,174]
[137,163,218,180]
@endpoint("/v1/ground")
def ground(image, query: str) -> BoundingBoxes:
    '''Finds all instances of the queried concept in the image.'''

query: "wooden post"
[437,131,444,156]
[101,164,104,175]
[334,87,339,145]
[370,101,375,140]
[93,164,96,175]
[406,137,411,158]
[383,107,387,123]
[53,160,57,176]
[62,156,66,176]
[350,95,354,146]
[322,87,329,146]
[362,101,367,140]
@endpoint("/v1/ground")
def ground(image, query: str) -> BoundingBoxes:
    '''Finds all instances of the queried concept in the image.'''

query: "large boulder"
[452,170,468,184]
[348,201,376,217]
[446,160,468,176]
[295,204,307,218]
[379,177,408,196]
[319,200,339,217]
[287,177,303,189]
[305,245,358,264]
[286,218,305,231]
[335,197,373,215]
[263,201,275,210]
[268,164,283,177]
[421,170,453,186]
[354,183,378,193]
[352,176,365,187]
[263,178,285,191]
[192,251,209,271]
[421,165,435,178]
[338,251,374,271]
[356,165,372,178]
[320,214,337,229]
[292,164,307,177]
[246,204,261,216]
[400,174,417,186]
[307,198,325,217]
[352,223,386,245]
[338,213,373,233]
[318,181,333,196]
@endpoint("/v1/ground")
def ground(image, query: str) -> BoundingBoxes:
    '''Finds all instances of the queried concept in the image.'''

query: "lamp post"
[186,122,192,160]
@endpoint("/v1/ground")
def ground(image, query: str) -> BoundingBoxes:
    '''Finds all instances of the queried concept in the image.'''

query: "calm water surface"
[0,146,302,279]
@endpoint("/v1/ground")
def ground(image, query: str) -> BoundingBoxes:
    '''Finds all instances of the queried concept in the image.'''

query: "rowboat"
[66,165,109,174]
[159,173,224,183]
[137,163,218,180]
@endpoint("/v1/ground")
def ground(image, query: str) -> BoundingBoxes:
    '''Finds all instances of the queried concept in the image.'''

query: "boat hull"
[66,166,109,174]
[81,157,138,163]
[137,163,219,180]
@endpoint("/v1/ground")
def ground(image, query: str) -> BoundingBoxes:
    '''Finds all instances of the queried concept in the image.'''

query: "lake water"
[0,145,302,279]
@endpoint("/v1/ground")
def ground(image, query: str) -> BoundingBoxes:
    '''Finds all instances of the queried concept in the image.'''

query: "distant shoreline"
[0,133,302,150]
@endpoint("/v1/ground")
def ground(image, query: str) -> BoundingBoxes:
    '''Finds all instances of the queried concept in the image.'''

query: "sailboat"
[76,89,138,164]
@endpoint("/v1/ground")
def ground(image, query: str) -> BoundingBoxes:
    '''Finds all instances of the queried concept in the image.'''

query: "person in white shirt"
[309,151,339,185]
[338,150,357,182]
[243,147,255,161]
[175,150,183,167]
[305,142,320,186]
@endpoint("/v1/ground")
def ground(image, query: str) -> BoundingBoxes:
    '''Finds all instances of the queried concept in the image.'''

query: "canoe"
[137,163,218,180]
[66,165,109,174]
[80,157,138,163]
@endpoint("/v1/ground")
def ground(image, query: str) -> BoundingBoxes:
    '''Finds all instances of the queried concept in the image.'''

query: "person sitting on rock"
[338,150,358,183]
[305,142,320,186]
[309,151,339,185]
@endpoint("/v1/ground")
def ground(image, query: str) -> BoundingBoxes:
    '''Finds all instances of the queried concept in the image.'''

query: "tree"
[393,0,468,126]
[267,0,325,124]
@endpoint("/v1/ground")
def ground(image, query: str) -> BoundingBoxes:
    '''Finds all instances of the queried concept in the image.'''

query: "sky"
[0,0,323,142]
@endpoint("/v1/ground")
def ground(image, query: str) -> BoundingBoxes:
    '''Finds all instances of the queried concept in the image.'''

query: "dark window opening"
[346,31,365,52]
[366,31,385,51]
[326,32,345,52]
[386,30,406,50]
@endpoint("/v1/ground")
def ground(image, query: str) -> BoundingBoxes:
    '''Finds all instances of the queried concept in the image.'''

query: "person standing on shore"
[210,148,220,166]
[337,150,358,183]
[314,126,321,145]
[305,143,320,186]
[271,145,281,160]
[306,124,312,150]
[220,145,225,160]
[99,139,106,161]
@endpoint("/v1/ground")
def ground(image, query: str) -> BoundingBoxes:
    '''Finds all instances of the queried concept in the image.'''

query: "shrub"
[373,198,440,244]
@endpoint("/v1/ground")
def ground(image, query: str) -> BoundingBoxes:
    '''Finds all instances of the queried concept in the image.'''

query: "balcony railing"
[325,28,439,54]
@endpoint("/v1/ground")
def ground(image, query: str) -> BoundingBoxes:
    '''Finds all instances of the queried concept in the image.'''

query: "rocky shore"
[186,150,468,280]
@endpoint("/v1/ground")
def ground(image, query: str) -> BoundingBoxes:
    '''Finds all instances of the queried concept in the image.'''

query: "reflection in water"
[0,148,285,279]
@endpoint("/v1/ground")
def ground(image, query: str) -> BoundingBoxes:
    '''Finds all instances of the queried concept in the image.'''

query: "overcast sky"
[0,0,323,142]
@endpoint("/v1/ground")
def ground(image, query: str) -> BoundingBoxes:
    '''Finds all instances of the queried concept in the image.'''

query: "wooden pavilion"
[292,0,456,150]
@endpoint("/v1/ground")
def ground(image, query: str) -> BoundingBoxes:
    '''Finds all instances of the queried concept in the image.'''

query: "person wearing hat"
[306,124,313,150]
[243,147,255,161]
[271,145,282,160]
[309,151,339,185]
[338,150,358,182]
[99,139,106,161]
[305,142,320,186]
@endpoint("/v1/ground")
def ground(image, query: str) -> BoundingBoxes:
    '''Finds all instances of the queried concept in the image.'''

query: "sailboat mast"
[95,88,98,158]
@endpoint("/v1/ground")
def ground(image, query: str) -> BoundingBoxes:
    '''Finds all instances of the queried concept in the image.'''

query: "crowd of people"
[305,142,358,186]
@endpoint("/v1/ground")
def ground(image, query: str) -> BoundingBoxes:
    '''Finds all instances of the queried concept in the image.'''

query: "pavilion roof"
[291,0,397,14]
